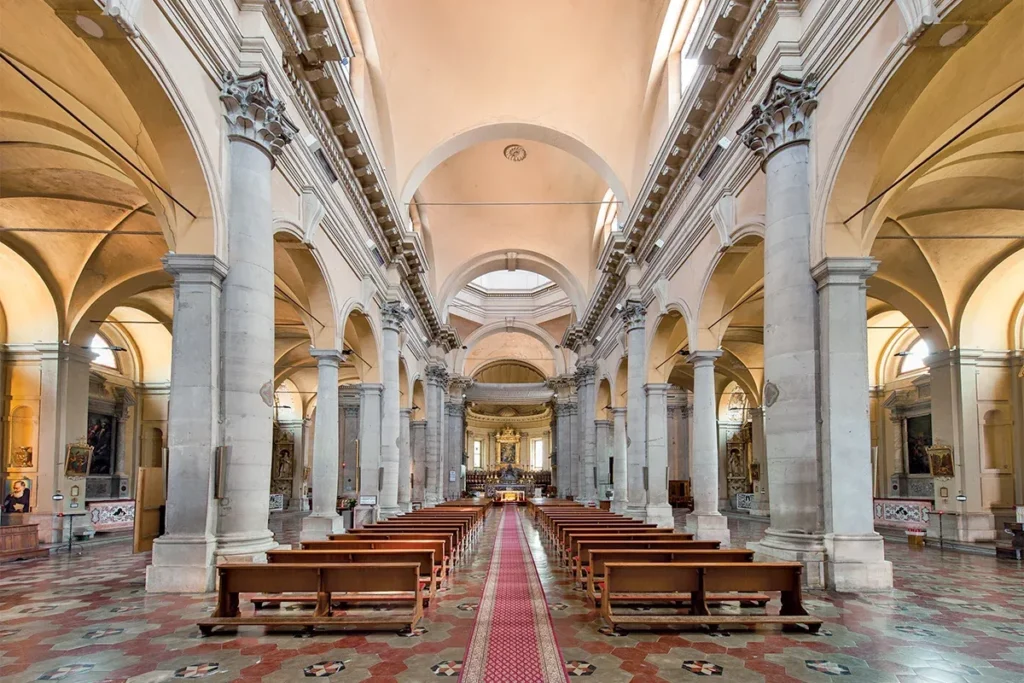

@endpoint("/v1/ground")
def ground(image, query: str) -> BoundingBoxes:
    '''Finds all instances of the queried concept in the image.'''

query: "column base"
[146,534,216,593]
[824,533,892,592]
[288,498,310,512]
[625,505,647,521]
[353,505,378,528]
[398,501,413,513]
[424,494,441,508]
[646,503,675,529]
[685,512,731,545]
[215,529,278,558]
[747,528,827,588]
[300,514,345,541]
[379,505,403,519]
[749,494,771,518]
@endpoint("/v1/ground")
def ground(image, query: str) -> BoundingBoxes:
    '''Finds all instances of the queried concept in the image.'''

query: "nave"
[1,507,1022,683]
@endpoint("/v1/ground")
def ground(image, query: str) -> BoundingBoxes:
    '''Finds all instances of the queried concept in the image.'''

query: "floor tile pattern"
[0,510,1021,681]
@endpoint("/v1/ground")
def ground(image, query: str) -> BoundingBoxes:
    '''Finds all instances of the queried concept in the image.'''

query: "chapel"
[0,0,1022,681]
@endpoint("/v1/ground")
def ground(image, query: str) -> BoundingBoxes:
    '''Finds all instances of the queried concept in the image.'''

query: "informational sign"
[449,470,457,482]
[359,495,378,506]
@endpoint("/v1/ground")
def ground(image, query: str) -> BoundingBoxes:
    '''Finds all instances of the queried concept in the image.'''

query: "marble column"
[610,407,628,513]
[889,413,907,496]
[622,301,648,520]
[146,255,226,592]
[340,389,360,497]
[685,351,731,544]
[749,407,771,517]
[410,419,427,504]
[813,257,892,590]
[575,362,597,504]
[288,418,309,510]
[1011,352,1024,508]
[399,408,413,512]
[354,383,382,527]
[554,401,571,496]
[595,419,611,498]
[645,383,674,528]
[424,364,447,506]
[301,349,345,540]
[740,73,825,580]
[216,71,295,557]
[568,400,579,497]
[379,302,408,518]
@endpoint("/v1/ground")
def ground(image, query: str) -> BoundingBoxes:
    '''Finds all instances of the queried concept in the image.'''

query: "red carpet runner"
[460,506,569,683]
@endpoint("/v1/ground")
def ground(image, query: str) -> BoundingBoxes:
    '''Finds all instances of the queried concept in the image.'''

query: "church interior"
[0,0,1022,681]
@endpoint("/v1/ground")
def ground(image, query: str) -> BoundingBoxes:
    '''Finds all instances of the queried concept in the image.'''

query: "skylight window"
[89,334,118,369]
[899,339,930,374]
[471,271,551,291]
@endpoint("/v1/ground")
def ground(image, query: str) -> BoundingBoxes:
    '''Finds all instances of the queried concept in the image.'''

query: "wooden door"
[133,467,164,553]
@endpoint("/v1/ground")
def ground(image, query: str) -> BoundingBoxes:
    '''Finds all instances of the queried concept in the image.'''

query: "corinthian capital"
[738,73,818,164]
[221,71,297,160]
[426,363,449,387]
[574,363,596,388]
[620,301,646,332]
[380,300,410,332]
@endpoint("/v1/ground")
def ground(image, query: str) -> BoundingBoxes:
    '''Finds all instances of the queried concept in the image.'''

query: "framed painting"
[3,475,35,513]
[65,443,94,478]
[905,414,933,475]
[7,445,34,472]
[927,445,954,478]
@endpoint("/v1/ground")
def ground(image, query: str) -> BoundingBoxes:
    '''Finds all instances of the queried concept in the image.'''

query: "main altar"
[465,463,552,504]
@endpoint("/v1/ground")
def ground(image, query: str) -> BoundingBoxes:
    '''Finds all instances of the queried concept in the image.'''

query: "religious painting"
[927,444,954,478]
[65,443,93,478]
[500,442,517,464]
[3,475,34,513]
[7,446,33,472]
[906,415,933,475]
[87,413,115,475]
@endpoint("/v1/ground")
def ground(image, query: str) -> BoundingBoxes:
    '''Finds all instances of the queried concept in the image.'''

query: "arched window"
[678,1,708,92]
[899,339,930,374]
[89,334,118,370]
[594,189,620,248]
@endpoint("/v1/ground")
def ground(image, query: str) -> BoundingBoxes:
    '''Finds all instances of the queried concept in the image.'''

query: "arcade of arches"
[1,0,1022,681]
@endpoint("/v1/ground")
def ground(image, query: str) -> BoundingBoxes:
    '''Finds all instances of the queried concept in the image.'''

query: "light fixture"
[75,14,104,38]
[615,303,624,311]
[939,23,968,47]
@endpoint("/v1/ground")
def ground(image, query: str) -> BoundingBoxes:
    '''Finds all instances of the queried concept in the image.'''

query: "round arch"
[438,250,587,319]
[273,226,340,350]
[694,235,764,349]
[471,358,548,383]
[595,377,612,420]
[339,302,381,383]
[454,319,566,376]
[411,378,426,421]
[400,122,631,214]
[613,356,628,408]
[647,307,691,383]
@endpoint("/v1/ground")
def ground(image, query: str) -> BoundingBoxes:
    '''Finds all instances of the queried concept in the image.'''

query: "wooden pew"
[352,525,466,562]
[301,539,447,587]
[573,537,707,584]
[558,526,660,563]
[339,531,457,570]
[600,562,822,633]
[367,519,471,552]
[551,519,653,549]
[586,549,760,605]
[197,563,422,635]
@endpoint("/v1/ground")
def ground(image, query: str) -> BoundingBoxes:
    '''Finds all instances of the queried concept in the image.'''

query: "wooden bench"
[586,549,761,606]
[300,539,447,587]
[197,563,422,635]
[600,562,822,633]
[336,531,456,571]
[259,549,437,606]
[573,537,709,584]
[351,525,465,562]
[366,520,471,554]
[553,521,654,551]
[559,526,661,563]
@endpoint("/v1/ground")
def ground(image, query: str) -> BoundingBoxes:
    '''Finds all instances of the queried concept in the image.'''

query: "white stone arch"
[400,122,631,214]
[437,249,588,319]
[453,319,566,377]
[273,219,342,349]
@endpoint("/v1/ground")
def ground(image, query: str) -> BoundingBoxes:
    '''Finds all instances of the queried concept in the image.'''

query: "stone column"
[927,349,995,542]
[340,390,360,497]
[301,349,345,540]
[575,362,597,504]
[740,73,825,580]
[410,419,427,504]
[1011,352,1024,508]
[444,400,465,499]
[146,255,227,592]
[610,407,628,513]
[685,351,730,544]
[622,301,648,520]
[288,418,308,510]
[379,302,408,518]
[399,408,413,511]
[554,401,571,496]
[813,257,892,590]
[112,388,135,497]
[595,419,611,498]
[424,364,447,506]
[354,383,382,527]
[645,383,674,528]
[666,392,685,482]
[216,71,295,557]
[749,407,771,517]
[889,412,908,496]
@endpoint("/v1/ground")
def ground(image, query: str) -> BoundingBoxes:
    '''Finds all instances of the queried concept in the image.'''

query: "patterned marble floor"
[0,511,1021,682]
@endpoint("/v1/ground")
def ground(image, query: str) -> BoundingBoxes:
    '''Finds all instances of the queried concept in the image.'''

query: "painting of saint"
[3,477,32,513]
[906,415,933,475]
[65,444,93,477]
[87,414,115,475]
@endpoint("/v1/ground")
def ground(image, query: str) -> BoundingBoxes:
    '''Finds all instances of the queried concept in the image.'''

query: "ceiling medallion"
[503,144,527,162]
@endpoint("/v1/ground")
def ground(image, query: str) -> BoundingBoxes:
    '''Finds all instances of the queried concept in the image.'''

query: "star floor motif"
[173,663,220,678]
[430,660,462,677]
[682,660,724,676]
[565,660,597,676]
[303,661,345,677]
[805,660,852,675]
[37,664,95,680]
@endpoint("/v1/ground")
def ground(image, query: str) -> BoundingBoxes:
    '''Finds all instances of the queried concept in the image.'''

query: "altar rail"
[873,498,932,529]
[87,499,135,532]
